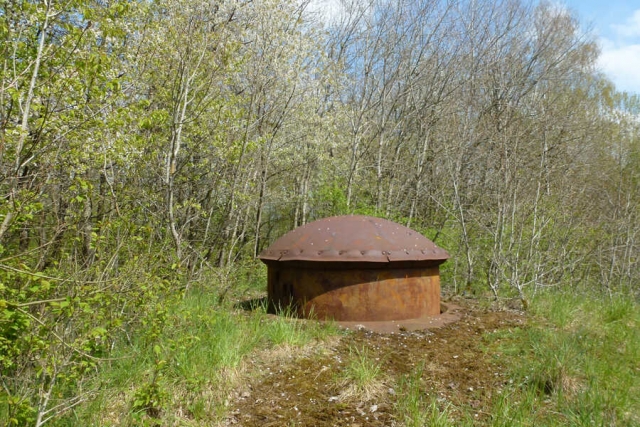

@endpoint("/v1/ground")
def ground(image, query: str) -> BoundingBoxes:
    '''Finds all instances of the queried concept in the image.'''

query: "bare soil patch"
[225,300,526,426]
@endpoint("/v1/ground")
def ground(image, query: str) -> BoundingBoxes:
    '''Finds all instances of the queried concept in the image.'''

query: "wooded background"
[1,0,638,424]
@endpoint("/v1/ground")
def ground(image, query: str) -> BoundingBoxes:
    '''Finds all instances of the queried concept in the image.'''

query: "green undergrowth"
[54,288,340,426]
[485,291,640,426]
[395,364,454,427]
[14,270,638,427]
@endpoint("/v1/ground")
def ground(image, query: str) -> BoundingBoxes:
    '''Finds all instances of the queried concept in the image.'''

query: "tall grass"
[55,287,340,425]
[486,291,640,426]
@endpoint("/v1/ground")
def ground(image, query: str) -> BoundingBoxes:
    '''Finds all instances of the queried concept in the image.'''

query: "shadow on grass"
[234,296,268,312]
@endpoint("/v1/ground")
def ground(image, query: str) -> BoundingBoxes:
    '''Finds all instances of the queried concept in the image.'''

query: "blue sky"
[564,0,640,94]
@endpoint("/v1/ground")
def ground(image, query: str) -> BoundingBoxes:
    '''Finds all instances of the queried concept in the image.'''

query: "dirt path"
[225,302,526,426]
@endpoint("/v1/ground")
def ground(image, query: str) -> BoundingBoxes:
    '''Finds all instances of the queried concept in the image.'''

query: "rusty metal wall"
[267,264,441,321]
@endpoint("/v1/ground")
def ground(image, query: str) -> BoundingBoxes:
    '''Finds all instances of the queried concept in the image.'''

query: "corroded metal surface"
[259,215,449,263]
[259,215,449,323]
[266,263,442,321]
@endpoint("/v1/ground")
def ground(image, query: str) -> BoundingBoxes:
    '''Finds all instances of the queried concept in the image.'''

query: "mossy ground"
[225,300,526,426]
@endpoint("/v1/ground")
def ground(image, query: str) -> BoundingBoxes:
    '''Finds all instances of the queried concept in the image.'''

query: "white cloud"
[597,9,640,94]
[599,39,640,94]
[306,0,345,24]
[612,9,640,38]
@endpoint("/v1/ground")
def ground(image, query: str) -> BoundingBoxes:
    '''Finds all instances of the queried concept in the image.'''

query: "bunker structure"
[258,215,449,322]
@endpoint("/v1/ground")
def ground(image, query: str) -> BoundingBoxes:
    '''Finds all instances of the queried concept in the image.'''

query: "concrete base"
[335,303,462,333]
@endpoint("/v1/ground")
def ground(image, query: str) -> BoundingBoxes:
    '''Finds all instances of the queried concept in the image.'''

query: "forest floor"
[223,300,526,426]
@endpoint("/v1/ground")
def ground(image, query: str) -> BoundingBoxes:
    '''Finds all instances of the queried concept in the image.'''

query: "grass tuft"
[395,364,453,427]
[334,346,386,402]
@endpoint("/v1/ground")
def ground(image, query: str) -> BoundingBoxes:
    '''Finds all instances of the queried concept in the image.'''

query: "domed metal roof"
[258,215,449,263]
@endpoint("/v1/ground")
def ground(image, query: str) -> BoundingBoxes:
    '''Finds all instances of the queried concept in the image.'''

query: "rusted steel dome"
[259,215,449,263]
[259,215,449,322]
